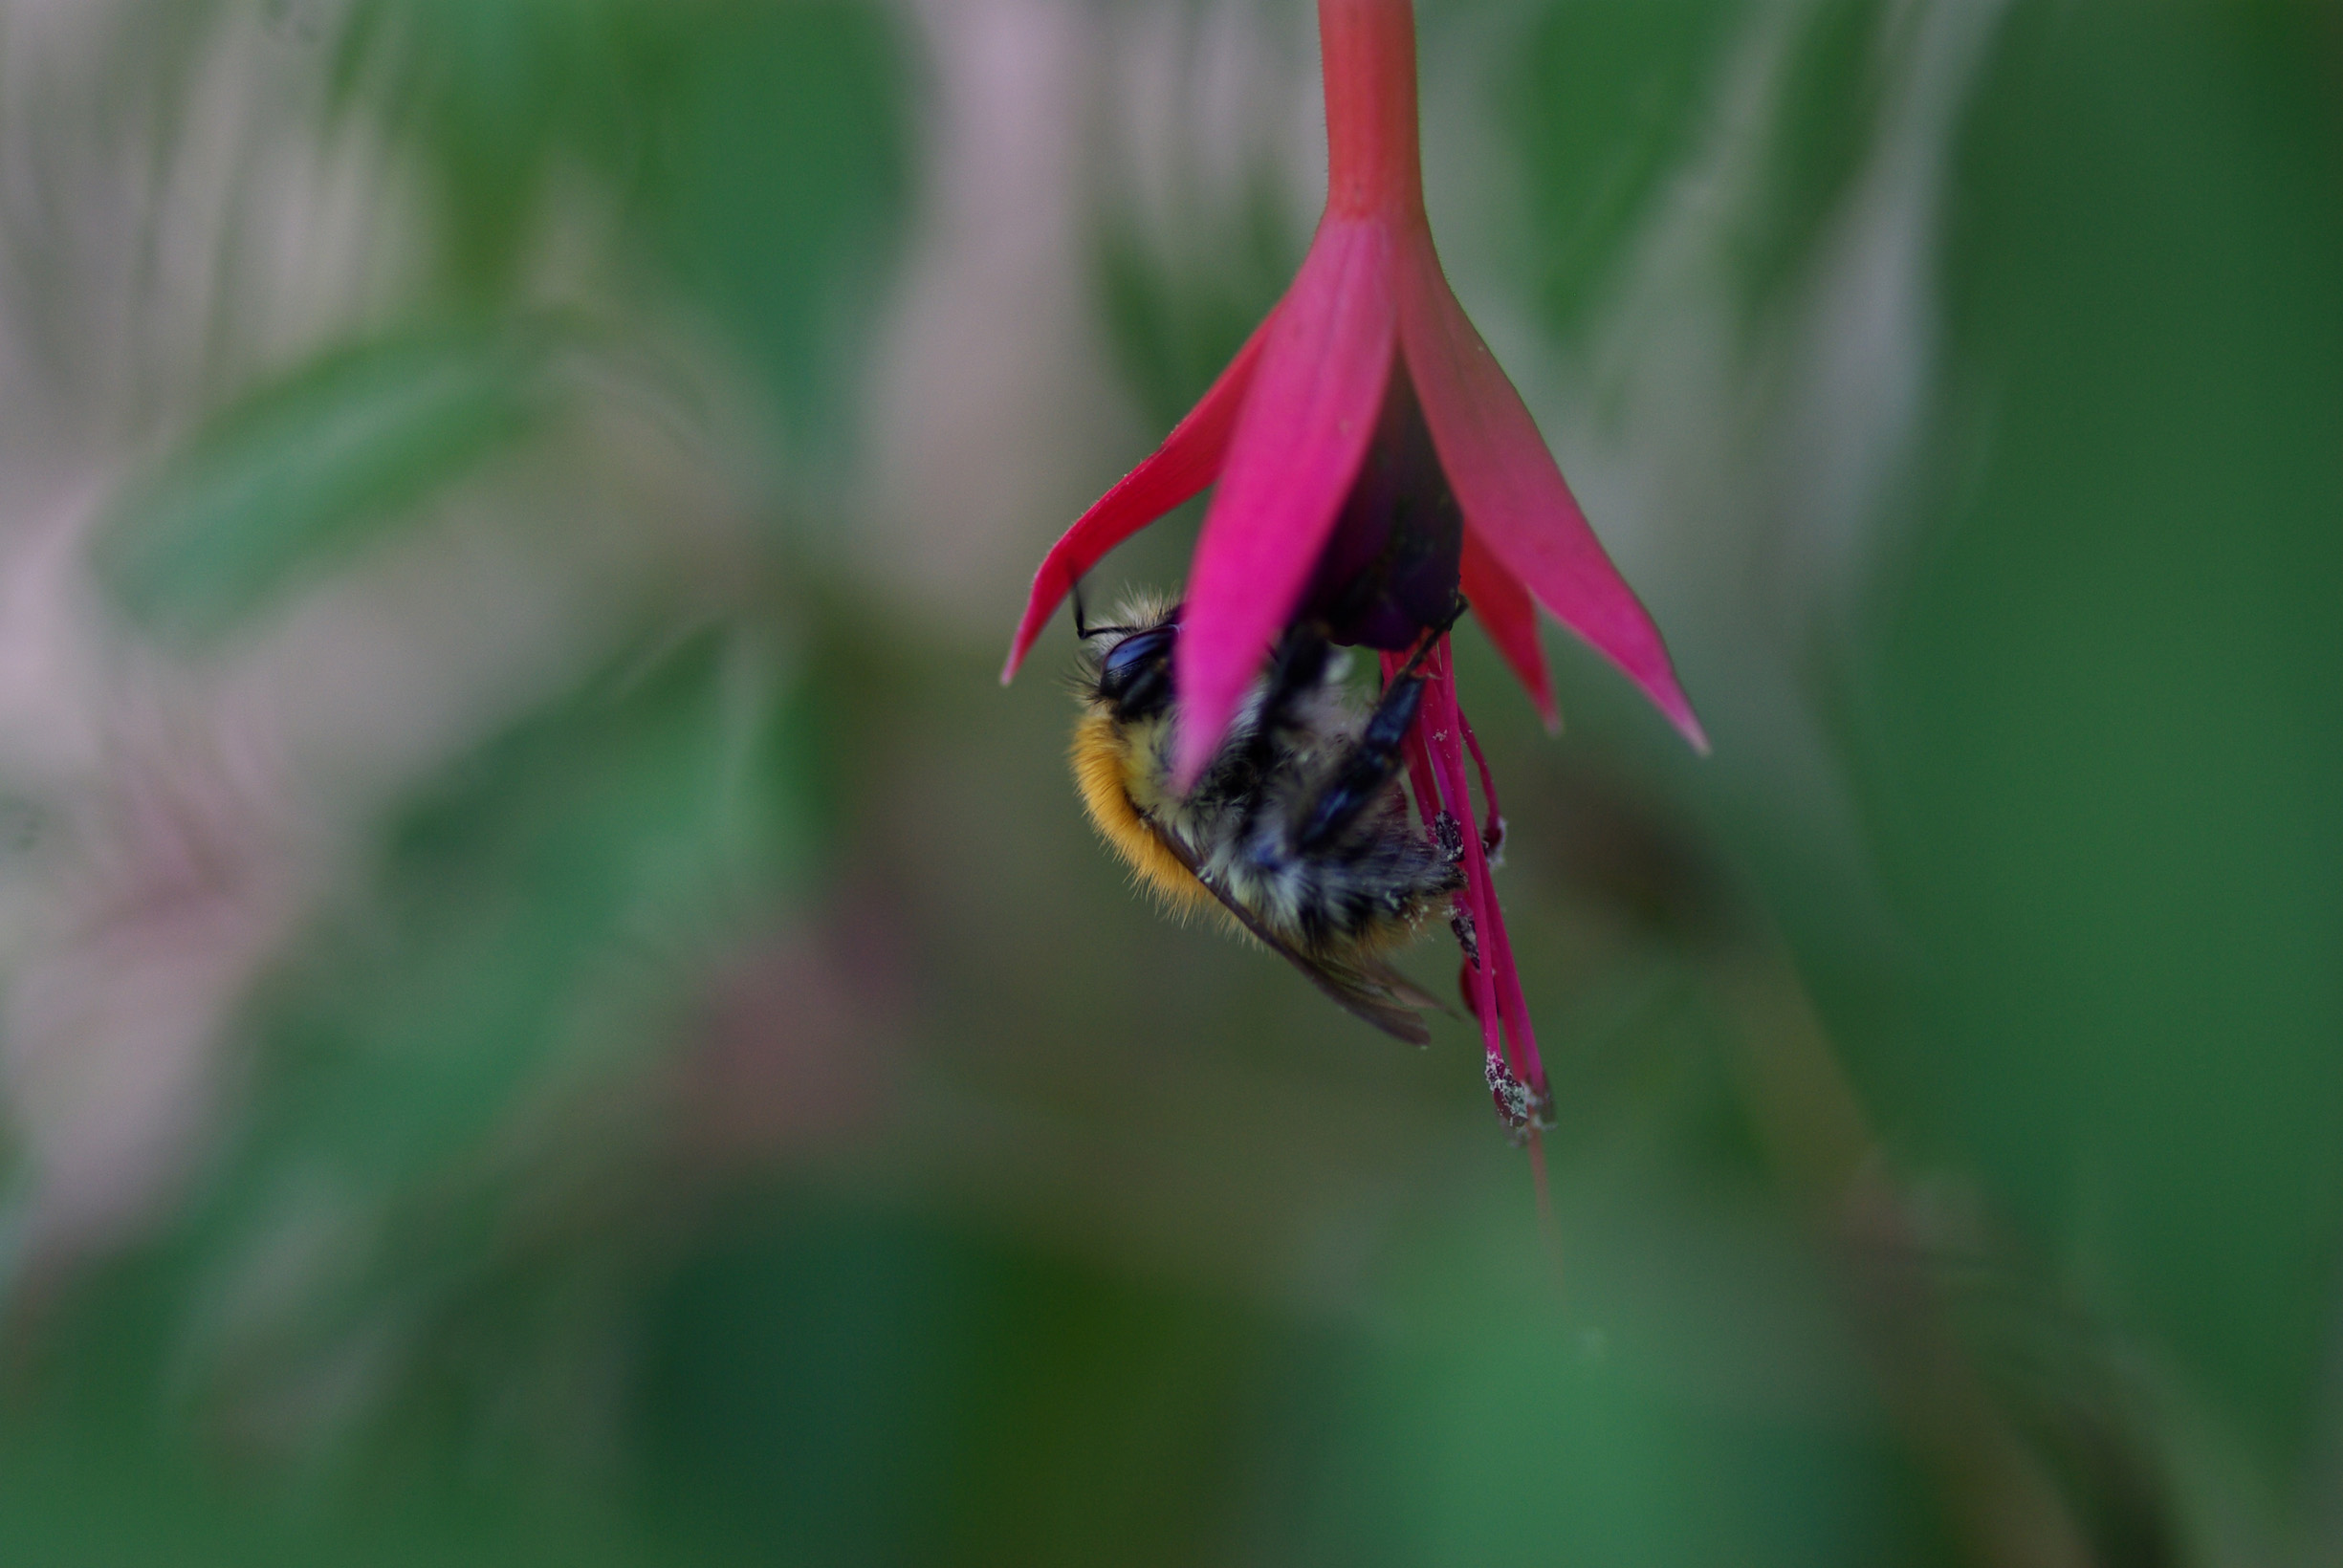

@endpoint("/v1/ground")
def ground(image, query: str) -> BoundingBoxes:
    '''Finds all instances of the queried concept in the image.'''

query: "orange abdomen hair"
[1068,711,1233,931]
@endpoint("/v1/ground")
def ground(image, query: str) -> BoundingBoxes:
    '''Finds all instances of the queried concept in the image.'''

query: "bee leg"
[1295,667,1428,853]
[1222,622,1332,819]
[1258,621,1333,739]
[1292,596,1467,850]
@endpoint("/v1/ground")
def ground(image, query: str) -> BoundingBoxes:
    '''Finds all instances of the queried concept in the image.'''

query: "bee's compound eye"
[1098,625,1177,715]
[1100,626,1174,687]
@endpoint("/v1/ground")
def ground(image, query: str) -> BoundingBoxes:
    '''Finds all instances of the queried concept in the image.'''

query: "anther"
[1449,906,1479,965]
[1485,1056,1533,1136]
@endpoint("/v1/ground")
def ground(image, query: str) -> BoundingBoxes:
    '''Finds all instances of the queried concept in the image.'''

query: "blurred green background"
[0,1,2337,1563]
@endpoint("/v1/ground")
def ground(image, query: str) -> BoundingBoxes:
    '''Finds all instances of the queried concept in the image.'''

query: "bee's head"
[1073,590,1181,725]
[1089,621,1177,723]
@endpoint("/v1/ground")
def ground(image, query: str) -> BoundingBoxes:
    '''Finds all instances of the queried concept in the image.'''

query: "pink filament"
[1458,708,1501,851]
[1385,640,1544,1103]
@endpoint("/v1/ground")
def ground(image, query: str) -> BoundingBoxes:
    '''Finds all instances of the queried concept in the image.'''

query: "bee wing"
[1148,819,1435,1047]
[1348,956,1452,1018]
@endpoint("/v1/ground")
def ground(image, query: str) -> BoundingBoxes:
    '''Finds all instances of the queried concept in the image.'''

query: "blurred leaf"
[641,1,910,458]
[96,325,556,638]
[1504,0,1902,338]
[1733,0,1890,316]
[331,0,911,458]
[248,625,821,1189]
[330,0,681,291]
[1097,178,1304,431]
[0,1246,675,1568]
[1505,0,1741,339]
[117,628,833,1471]
[1863,0,2343,1455]
[639,1195,1352,1568]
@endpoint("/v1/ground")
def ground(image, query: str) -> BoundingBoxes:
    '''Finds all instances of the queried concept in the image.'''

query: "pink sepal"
[1459,526,1555,731]
[1000,314,1275,683]
[1172,217,1399,787]
[1394,231,1706,751]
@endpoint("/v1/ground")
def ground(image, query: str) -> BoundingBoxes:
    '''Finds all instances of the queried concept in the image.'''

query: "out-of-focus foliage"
[1875,0,2343,1456]
[98,324,559,635]
[1,1,2339,1566]
[1506,0,1741,340]
[330,0,907,452]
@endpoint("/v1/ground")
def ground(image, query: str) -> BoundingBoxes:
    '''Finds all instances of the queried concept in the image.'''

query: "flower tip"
[1672,707,1712,756]
[1635,664,1710,755]
[1167,688,1241,795]
[1002,580,1067,688]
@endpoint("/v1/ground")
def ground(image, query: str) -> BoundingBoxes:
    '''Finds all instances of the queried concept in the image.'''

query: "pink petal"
[1000,314,1274,684]
[1395,231,1707,751]
[1172,217,1398,786]
[1460,525,1556,730]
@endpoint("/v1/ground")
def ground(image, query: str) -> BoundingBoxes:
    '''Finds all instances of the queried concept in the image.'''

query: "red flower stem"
[1318,0,1424,221]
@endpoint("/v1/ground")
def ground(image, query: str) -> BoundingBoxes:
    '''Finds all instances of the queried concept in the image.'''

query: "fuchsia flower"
[1003,0,1703,1137]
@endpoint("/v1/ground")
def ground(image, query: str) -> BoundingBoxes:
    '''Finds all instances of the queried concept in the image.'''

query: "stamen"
[1459,711,1506,863]
[1384,636,1551,1148]
[1414,642,1545,1100]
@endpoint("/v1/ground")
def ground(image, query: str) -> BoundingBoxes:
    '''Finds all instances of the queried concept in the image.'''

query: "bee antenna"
[1070,577,1093,640]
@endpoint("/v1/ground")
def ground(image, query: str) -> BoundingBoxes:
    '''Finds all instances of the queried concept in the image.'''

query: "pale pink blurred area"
[0,0,2020,1305]
[0,0,790,1289]
[0,0,2007,1315]
[861,0,1127,624]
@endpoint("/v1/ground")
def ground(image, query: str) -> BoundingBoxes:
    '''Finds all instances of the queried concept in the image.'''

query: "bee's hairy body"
[1070,594,1462,981]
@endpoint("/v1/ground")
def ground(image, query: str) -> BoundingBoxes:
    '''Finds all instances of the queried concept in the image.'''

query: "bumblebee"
[1070,592,1465,1043]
